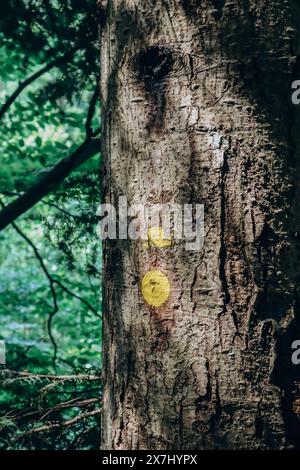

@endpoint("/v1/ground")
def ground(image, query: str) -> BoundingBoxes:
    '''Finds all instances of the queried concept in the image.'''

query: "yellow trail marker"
[143,227,172,249]
[141,270,170,308]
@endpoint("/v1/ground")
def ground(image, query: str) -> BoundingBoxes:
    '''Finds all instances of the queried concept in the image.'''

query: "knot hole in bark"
[134,46,175,131]
[135,45,174,84]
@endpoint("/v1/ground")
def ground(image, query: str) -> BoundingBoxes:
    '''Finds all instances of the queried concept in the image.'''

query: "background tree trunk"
[100,0,300,449]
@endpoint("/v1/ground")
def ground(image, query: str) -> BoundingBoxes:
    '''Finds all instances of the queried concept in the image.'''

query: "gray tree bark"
[100,0,300,449]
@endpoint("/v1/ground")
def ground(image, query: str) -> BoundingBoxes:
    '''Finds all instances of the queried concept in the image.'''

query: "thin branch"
[2,203,100,318]
[0,135,100,232]
[0,198,100,365]
[0,48,77,121]
[0,192,82,219]
[54,278,100,318]
[41,200,79,218]
[48,284,59,365]
[13,409,101,441]
[0,369,101,381]
[6,398,99,424]
[0,198,59,363]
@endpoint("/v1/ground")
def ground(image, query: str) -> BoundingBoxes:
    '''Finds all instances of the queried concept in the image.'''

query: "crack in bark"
[219,149,230,312]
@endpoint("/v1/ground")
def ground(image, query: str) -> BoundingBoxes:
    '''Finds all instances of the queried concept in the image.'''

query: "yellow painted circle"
[141,270,170,308]
[143,227,172,249]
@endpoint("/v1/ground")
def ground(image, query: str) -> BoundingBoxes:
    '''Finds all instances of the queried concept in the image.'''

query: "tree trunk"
[100,0,300,450]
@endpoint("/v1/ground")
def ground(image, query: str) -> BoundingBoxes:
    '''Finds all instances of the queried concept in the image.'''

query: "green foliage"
[0,0,101,449]
[0,370,101,450]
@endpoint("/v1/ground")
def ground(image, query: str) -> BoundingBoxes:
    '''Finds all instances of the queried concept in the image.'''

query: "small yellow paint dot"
[143,227,172,249]
[141,270,170,308]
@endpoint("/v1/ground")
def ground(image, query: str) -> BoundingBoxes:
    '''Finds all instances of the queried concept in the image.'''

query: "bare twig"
[41,200,79,218]
[13,409,101,441]
[0,192,83,220]
[0,198,100,365]
[0,369,101,381]
[5,398,100,424]
[0,204,100,319]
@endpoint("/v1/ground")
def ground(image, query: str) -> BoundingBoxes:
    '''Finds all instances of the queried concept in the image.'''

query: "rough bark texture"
[100,0,300,449]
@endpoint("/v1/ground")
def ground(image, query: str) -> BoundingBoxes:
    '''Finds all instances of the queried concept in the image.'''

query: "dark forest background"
[0,0,101,449]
